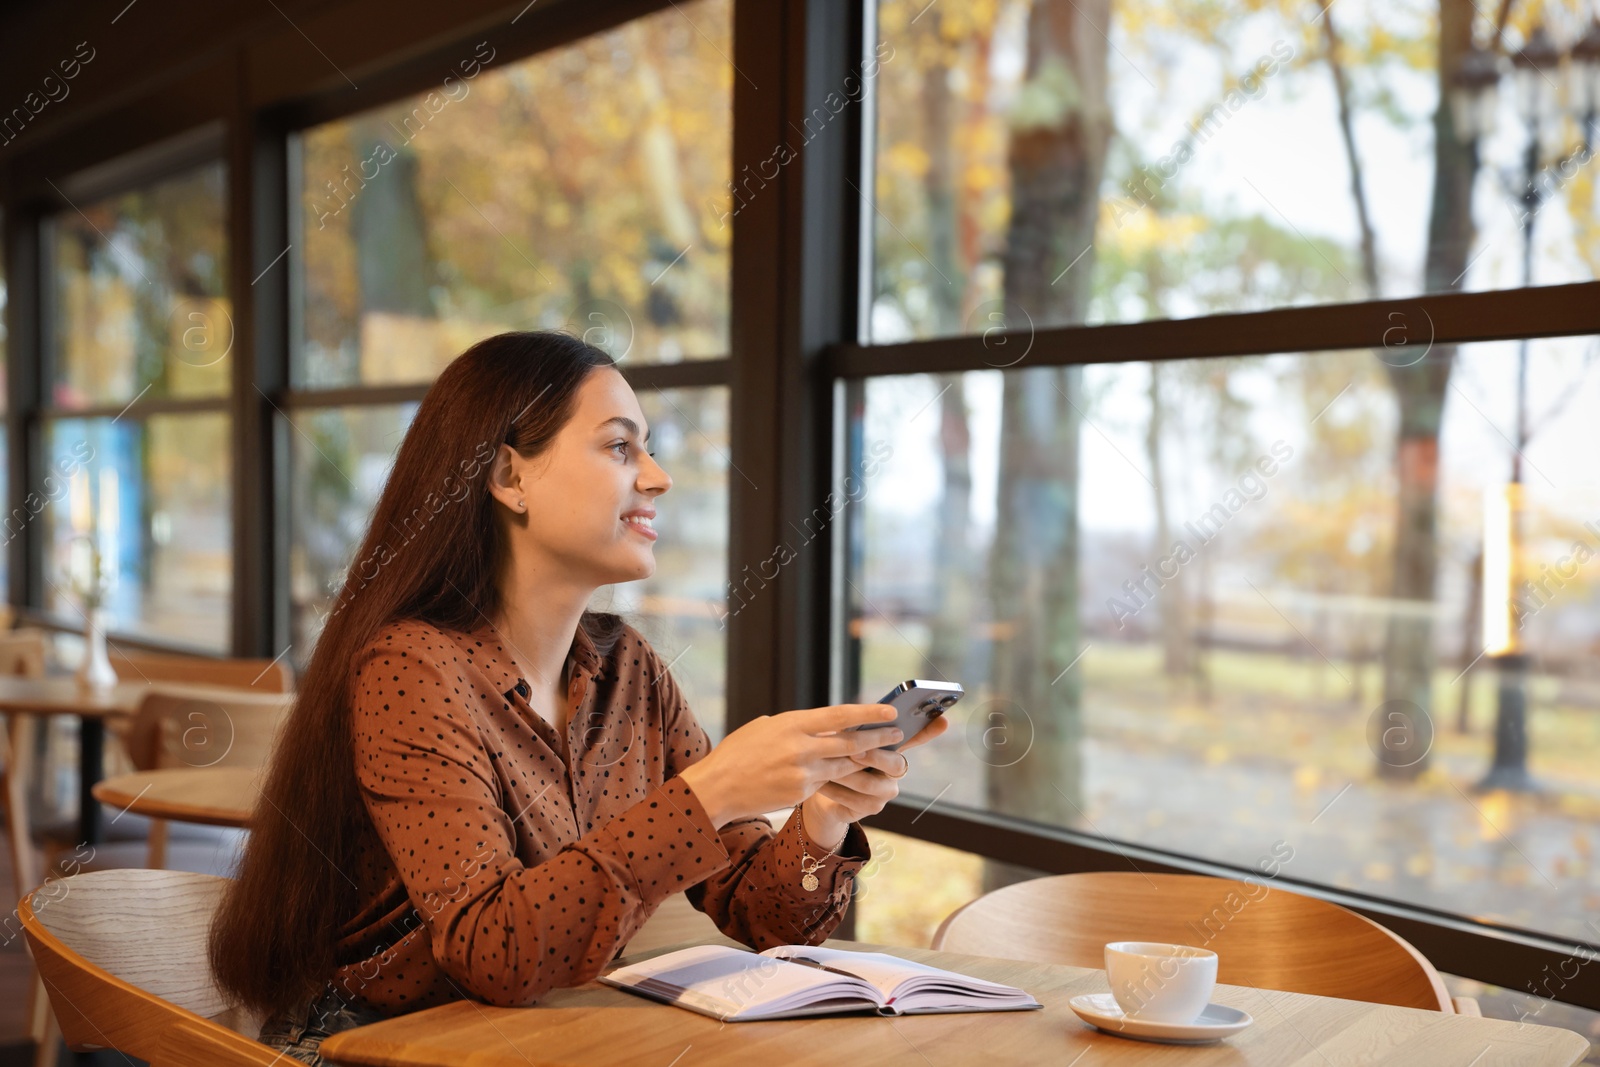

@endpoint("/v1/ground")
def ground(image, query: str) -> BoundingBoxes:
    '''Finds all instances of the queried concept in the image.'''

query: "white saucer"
[1069,993,1253,1044]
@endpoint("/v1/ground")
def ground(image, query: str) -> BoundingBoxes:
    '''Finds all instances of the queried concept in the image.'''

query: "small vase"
[77,605,118,691]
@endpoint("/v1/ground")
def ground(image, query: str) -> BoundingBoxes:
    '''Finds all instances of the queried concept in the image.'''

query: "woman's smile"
[621,507,657,541]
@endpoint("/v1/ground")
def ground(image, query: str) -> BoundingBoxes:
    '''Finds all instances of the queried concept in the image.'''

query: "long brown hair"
[209,330,626,1016]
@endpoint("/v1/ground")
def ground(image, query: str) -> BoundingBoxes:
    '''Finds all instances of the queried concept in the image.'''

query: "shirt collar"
[457,617,602,700]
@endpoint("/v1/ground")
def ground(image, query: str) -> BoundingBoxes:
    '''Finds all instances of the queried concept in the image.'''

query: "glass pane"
[851,827,1048,948]
[43,414,232,650]
[293,0,731,388]
[845,337,1600,942]
[869,2,1599,342]
[592,386,729,741]
[52,160,231,407]
[287,403,419,660]
[289,388,730,738]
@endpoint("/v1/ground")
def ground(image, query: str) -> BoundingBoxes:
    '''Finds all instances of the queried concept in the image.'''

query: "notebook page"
[603,944,881,1016]
[760,945,1030,1003]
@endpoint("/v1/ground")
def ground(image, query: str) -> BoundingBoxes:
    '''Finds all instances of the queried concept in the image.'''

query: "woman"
[209,331,947,1063]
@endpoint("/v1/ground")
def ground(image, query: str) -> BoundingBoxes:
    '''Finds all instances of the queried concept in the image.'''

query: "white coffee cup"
[1104,941,1218,1024]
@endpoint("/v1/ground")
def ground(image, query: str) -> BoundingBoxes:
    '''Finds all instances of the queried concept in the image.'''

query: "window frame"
[0,0,1595,1014]
[827,1,1600,1011]
[25,130,236,654]
[267,2,739,662]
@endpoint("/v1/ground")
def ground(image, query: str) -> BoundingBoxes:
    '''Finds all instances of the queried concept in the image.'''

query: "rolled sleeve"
[577,776,731,909]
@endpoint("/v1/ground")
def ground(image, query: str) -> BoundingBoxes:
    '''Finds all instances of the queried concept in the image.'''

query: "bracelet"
[793,802,841,892]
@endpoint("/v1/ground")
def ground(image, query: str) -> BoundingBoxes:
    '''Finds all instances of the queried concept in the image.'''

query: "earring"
[517,500,525,511]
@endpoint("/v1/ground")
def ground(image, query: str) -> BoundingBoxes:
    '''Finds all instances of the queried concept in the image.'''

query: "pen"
[781,954,866,982]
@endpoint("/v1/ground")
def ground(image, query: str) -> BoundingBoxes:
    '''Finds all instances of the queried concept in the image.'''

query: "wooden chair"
[108,647,293,693]
[100,648,291,787]
[117,689,293,868]
[32,690,288,1067]
[0,625,48,676]
[21,867,278,1065]
[0,627,49,902]
[930,871,1479,1015]
[0,629,57,1064]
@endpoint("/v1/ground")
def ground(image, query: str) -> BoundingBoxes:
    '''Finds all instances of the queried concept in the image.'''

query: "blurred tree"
[1146,362,1197,678]
[914,7,982,684]
[349,116,438,324]
[983,0,1111,895]
[1358,0,1474,779]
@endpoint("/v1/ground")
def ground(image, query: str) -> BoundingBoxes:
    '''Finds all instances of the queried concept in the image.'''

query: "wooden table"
[0,674,266,843]
[90,767,259,828]
[320,936,1589,1066]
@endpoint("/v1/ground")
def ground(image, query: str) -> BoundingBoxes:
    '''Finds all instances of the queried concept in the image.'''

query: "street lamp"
[1450,42,1502,145]
[1573,19,1600,145]
[1512,26,1563,167]
[1476,482,1536,792]
[1462,20,1598,792]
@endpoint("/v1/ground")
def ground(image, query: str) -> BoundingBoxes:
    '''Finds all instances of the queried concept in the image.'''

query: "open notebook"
[598,943,1043,1021]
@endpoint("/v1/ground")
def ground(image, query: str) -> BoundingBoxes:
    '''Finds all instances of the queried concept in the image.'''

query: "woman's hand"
[799,714,952,850]
[677,704,905,828]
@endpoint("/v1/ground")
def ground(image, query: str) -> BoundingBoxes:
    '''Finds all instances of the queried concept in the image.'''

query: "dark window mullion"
[27,211,61,614]
[832,279,1600,377]
[4,206,45,614]
[729,0,865,739]
[233,100,291,660]
[40,397,232,421]
[276,359,733,414]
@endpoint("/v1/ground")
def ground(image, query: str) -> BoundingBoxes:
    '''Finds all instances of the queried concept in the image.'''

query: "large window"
[42,161,232,650]
[846,0,1600,983]
[287,0,733,734]
[869,0,1599,341]
[845,339,1600,941]
[292,4,730,389]
[584,385,731,740]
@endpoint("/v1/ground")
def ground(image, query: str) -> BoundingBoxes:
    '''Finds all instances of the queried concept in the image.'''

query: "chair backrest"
[0,627,49,677]
[123,689,295,772]
[109,647,294,693]
[20,868,278,1063]
[930,871,1452,1012]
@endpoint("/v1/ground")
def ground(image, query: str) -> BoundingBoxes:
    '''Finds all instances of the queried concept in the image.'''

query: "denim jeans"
[256,984,389,1066]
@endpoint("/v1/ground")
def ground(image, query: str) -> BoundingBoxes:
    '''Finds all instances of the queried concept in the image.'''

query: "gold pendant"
[802,871,819,891]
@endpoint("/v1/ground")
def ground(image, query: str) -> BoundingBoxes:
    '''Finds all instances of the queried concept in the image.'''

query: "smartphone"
[848,679,964,753]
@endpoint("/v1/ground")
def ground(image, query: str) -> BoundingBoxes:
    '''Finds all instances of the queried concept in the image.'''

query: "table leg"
[4,715,41,898]
[78,716,104,845]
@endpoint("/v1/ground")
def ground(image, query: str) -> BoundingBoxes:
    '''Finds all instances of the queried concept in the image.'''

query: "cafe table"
[320,935,1589,1066]
[0,674,268,844]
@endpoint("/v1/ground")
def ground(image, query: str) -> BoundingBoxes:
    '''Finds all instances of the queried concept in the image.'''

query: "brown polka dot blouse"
[329,616,873,1014]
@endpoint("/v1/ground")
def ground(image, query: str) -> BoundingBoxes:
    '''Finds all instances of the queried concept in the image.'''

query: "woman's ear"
[486,443,526,513]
